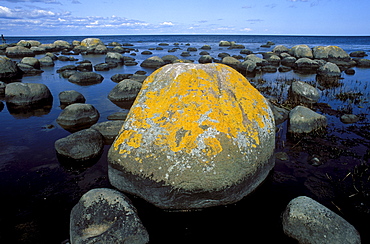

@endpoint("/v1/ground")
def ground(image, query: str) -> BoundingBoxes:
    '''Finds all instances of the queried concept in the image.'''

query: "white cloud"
[241,28,252,32]
[160,21,174,26]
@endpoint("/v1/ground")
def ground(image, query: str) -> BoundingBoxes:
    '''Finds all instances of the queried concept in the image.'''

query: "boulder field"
[108,63,275,209]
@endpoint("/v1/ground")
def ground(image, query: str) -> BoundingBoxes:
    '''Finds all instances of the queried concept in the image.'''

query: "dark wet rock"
[187,47,197,52]
[129,74,147,83]
[158,43,169,46]
[278,66,292,72]
[5,46,35,58]
[162,55,179,64]
[273,45,289,55]
[282,196,361,244]
[111,73,133,83]
[94,63,110,71]
[105,52,124,64]
[350,51,367,57]
[17,63,44,76]
[77,62,93,72]
[288,81,320,105]
[345,68,355,75]
[108,79,142,104]
[240,49,253,55]
[228,44,245,49]
[0,56,22,80]
[73,45,88,54]
[356,58,370,68]
[108,63,275,209]
[289,44,313,59]
[268,101,289,125]
[94,44,108,54]
[288,105,327,134]
[68,72,104,85]
[317,62,341,77]
[107,111,128,121]
[108,41,122,46]
[124,60,138,66]
[70,188,149,244]
[281,56,297,67]
[294,58,319,72]
[200,45,211,50]
[112,46,128,53]
[5,82,52,106]
[59,90,86,106]
[20,57,40,69]
[55,128,103,161]
[219,40,231,46]
[0,81,5,95]
[199,55,213,64]
[39,56,55,67]
[91,120,125,144]
[57,65,77,73]
[45,52,58,60]
[56,103,100,132]
[275,152,289,161]
[140,56,165,68]
[180,51,191,57]
[340,114,360,124]
[60,70,78,79]
[141,50,152,55]
[221,56,241,70]
[232,55,243,60]
[261,65,277,73]
[122,43,134,46]
[218,52,230,58]
[30,46,46,54]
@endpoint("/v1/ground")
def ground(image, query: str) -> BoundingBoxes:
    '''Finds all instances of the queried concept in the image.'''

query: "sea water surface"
[0,35,369,243]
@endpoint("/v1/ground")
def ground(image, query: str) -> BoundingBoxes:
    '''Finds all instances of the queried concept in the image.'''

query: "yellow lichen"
[114,63,270,160]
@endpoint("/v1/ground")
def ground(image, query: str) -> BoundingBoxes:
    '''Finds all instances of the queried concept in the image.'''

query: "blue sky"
[0,0,368,36]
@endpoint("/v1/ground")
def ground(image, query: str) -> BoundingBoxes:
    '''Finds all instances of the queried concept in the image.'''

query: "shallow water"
[0,35,369,243]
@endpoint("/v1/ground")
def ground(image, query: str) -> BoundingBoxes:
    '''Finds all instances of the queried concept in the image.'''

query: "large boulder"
[219,40,231,46]
[244,54,268,66]
[282,196,361,244]
[56,103,100,132]
[5,46,35,58]
[288,106,327,134]
[198,55,213,64]
[272,45,289,55]
[294,58,319,72]
[313,45,350,61]
[55,128,103,162]
[20,57,40,69]
[17,40,41,47]
[68,72,104,85]
[53,40,71,50]
[240,60,257,73]
[5,82,52,106]
[288,81,320,105]
[289,44,313,59]
[0,56,22,80]
[108,63,275,209]
[80,38,104,47]
[70,188,149,244]
[39,56,55,67]
[221,56,241,70]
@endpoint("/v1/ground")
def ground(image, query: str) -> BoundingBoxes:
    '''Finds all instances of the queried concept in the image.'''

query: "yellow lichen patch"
[114,63,271,161]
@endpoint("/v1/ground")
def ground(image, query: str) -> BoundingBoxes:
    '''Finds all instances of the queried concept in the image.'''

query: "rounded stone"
[108,63,275,209]
[56,103,100,132]
[59,90,86,106]
[5,82,52,106]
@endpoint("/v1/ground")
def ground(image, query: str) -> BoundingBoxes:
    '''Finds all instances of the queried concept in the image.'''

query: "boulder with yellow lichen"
[108,63,275,209]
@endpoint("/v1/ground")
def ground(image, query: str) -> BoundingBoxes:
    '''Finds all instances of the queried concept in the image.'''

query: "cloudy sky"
[0,0,368,36]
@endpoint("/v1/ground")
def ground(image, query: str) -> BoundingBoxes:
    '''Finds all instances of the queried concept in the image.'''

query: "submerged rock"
[282,196,361,244]
[70,188,149,244]
[288,106,327,134]
[68,72,104,85]
[108,63,275,209]
[55,128,103,162]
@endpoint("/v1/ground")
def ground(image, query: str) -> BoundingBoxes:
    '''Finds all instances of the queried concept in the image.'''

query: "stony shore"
[0,37,369,243]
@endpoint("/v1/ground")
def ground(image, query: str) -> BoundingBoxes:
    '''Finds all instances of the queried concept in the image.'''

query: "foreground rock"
[5,46,35,58]
[288,106,327,134]
[0,56,22,80]
[288,81,320,105]
[282,196,361,244]
[5,82,52,106]
[55,128,103,162]
[70,188,149,244]
[56,103,100,132]
[108,63,275,209]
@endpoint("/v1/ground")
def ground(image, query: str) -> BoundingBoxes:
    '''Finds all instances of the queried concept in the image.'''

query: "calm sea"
[1,35,369,243]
